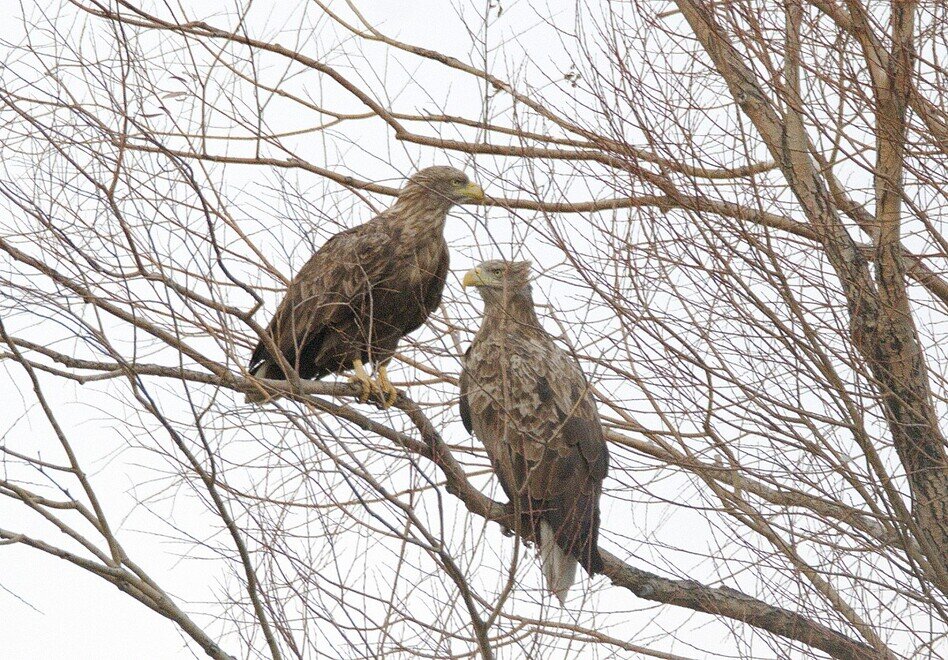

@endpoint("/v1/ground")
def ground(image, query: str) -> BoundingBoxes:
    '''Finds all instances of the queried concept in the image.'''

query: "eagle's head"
[462,260,533,293]
[402,166,485,206]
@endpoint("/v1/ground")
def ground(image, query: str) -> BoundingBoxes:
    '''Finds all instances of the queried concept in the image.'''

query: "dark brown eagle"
[248,166,484,406]
[459,260,609,605]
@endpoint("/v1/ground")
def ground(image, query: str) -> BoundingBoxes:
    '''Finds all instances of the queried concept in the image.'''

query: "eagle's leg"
[374,362,398,409]
[347,359,373,403]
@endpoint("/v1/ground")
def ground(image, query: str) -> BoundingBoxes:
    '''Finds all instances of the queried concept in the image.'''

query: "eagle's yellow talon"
[349,359,373,403]
[348,375,372,402]
[375,364,399,409]
[379,383,398,408]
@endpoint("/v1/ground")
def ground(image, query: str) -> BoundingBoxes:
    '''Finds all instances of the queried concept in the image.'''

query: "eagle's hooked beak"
[462,267,485,288]
[458,181,485,203]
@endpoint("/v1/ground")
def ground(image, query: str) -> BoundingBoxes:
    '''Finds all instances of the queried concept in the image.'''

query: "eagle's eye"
[452,178,465,186]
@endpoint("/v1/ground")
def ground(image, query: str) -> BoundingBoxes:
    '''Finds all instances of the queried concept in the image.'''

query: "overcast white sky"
[3,0,938,658]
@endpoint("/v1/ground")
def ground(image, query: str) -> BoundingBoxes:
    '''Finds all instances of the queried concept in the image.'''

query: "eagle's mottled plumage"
[248,166,483,405]
[459,260,608,604]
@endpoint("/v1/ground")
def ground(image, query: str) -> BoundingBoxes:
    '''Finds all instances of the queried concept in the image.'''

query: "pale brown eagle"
[248,166,484,406]
[459,260,608,604]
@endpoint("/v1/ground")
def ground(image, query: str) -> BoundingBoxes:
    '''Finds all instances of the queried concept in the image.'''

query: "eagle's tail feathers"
[245,360,272,404]
[540,520,577,606]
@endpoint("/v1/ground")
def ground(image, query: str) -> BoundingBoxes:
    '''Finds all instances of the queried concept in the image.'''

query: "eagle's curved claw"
[374,364,399,409]
[500,502,518,537]
[349,359,373,403]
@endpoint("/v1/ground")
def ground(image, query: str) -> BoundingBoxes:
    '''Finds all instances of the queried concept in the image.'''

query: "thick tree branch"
[192,373,884,660]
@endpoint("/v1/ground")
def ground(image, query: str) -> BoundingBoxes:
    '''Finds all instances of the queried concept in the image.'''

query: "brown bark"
[675,0,948,594]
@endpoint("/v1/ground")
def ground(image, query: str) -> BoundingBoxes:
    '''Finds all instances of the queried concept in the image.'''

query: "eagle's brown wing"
[249,219,392,380]
[423,246,451,320]
[461,331,608,574]
[459,345,473,433]
[524,353,608,574]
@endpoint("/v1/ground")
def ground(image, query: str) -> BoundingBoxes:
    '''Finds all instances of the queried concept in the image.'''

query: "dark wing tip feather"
[459,392,473,433]
[589,546,605,574]
[537,489,604,575]
[459,346,473,433]
[556,414,608,575]
[562,416,609,481]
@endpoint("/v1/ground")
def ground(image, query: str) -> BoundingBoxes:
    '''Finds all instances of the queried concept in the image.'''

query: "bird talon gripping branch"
[348,359,373,403]
[373,364,399,409]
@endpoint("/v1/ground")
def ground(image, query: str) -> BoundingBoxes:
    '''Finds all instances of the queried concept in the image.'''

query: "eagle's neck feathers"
[389,190,452,239]
[481,286,543,334]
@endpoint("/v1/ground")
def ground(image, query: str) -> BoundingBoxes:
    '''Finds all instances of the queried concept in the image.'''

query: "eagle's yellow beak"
[458,181,485,203]
[462,267,485,288]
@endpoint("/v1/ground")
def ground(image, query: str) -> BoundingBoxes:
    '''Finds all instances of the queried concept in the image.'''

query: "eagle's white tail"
[539,520,577,606]
[245,362,270,403]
